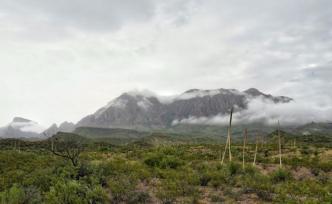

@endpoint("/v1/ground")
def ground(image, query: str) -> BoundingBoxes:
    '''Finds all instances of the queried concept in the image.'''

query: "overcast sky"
[1,0,332,127]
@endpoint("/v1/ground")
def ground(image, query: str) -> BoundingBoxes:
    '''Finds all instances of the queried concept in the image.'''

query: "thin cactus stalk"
[253,135,258,166]
[228,107,233,162]
[242,128,247,169]
[221,129,229,165]
[278,121,282,168]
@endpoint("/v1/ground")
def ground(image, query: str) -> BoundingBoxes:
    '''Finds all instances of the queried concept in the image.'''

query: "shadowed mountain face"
[43,121,76,137]
[76,88,292,129]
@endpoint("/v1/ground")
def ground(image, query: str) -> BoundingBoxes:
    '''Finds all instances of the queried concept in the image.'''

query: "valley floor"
[0,142,331,203]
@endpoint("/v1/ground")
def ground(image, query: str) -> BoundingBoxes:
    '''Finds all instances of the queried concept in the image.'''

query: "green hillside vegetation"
[0,129,331,203]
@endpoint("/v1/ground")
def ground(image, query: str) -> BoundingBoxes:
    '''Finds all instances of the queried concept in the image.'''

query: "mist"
[172,96,332,126]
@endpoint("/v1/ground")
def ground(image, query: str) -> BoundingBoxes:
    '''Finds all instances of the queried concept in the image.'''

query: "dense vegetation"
[0,132,331,203]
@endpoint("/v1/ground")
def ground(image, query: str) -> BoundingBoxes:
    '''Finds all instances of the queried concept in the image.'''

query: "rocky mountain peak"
[76,88,293,129]
[244,88,263,96]
[12,117,32,123]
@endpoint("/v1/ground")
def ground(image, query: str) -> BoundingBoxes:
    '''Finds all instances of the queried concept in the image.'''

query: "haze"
[1,0,332,127]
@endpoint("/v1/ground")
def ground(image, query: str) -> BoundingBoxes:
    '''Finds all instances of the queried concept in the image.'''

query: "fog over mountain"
[0,117,45,138]
[76,88,293,129]
[1,87,332,139]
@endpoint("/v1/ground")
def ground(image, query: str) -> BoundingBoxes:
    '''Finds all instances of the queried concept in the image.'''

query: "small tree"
[50,132,86,167]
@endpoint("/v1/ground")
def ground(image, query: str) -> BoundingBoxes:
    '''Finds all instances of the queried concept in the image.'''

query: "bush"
[227,162,241,176]
[270,168,292,183]
[0,185,25,204]
[156,180,178,204]
[144,153,183,169]
[199,173,212,186]
[160,156,183,169]
[45,180,107,204]
[108,175,136,202]
[128,191,150,204]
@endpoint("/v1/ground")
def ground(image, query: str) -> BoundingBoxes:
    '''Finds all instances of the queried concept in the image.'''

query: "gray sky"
[1,0,332,127]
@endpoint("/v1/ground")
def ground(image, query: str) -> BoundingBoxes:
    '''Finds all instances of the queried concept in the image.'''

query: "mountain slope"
[43,121,75,137]
[0,117,45,139]
[77,88,292,129]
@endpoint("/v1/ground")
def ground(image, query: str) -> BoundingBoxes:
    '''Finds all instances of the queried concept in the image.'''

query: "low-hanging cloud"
[172,96,332,126]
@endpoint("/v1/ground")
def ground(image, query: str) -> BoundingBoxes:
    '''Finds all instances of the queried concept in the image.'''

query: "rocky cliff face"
[76,88,292,129]
[43,121,75,137]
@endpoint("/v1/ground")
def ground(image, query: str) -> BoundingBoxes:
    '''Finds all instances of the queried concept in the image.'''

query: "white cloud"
[0,0,331,126]
[9,121,45,133]
[173,97,332,126]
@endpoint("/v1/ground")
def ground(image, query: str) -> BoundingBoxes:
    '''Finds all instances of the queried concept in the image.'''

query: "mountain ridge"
[76,88,292,129]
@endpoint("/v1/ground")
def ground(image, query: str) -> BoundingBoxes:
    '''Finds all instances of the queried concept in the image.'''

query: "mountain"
[294,122,332,136]
[76,88,292,129]
[43,121,75,137]
[0,117,45,139]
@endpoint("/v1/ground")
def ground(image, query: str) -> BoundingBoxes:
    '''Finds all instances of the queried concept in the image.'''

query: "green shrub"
[45,180,107,204]
[108,175,136,202]
[210,194,225,202]
[128,191,150,204]
[0,184,25,204]
[144,153,183,169]
[270,168,292,183]
[156,180,178,204]
[227,162,241,176]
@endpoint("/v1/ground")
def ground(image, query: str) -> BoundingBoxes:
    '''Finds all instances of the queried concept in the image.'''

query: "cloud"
[9,121,45,133]
[173,96,332,126]
[0,0,331,126]
[0,0,156,35]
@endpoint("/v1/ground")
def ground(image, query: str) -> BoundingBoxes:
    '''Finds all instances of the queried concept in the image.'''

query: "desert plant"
[242,129,247,169]
[270,168,292,183]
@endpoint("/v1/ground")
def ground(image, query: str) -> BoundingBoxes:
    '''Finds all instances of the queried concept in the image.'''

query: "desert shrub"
[274,180,330,203]
[270,168,292,183]
[241,171,273,201]
[242,165,259,175]
[210,195,225,202]
[22,186,42,204]
[86,186,108,204]
[0,185,25,204]
[227,162,241,176]
[160,156,183,169]
[144,153,183,169]
[209,169,230,188]
[144,153,162,168]
[199,172,212,186]
[156,180,178,204]
[128,191,150,204]
[45,180,107,204]
[0,185,43,204]
[21,168,55,192]
[108,175,136,202]
[156,170,200,203]
[45,181,84,204]
[77,162,93,179]
[316,162,332,172]
[300,146,313,155]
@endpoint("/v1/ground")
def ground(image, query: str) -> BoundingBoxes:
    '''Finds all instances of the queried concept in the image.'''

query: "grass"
[0,137,331,203]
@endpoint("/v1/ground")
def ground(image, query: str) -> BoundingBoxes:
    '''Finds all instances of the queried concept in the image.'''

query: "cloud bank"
[172,96,332,126]
[0,0,331,126]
